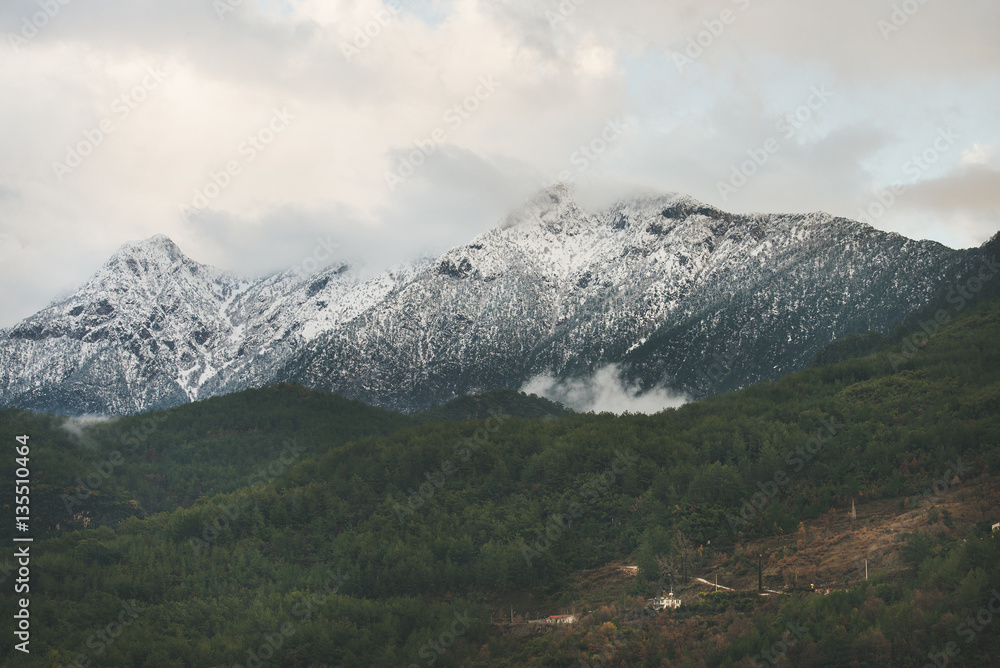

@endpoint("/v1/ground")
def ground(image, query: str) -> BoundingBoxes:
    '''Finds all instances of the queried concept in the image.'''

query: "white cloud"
[962,143,1000,169]
[522,364,688,415]
[59,415,115,444]
[0,0,998,326]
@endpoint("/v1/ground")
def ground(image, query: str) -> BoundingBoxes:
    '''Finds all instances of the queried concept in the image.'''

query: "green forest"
[1,296,999,667]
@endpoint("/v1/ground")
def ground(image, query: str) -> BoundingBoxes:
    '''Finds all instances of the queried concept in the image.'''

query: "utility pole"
[865,560,868,581]
[758,554,763,593]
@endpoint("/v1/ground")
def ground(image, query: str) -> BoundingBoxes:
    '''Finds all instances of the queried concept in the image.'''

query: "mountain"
[0,185,993,416]
[3,296,1000,666]
[284,185,988,410]
[0,235,424,415]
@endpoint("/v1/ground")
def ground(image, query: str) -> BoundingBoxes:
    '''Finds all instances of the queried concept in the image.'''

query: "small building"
[545,614,577,624]
[648,590,682,610]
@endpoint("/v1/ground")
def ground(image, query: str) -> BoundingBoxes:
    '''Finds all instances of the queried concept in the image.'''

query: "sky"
[1,0,998,328]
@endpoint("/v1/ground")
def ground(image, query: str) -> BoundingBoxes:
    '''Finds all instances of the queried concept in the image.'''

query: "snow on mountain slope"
[284,185,972,411]
[0,185,983,416]
[0,235,419,415]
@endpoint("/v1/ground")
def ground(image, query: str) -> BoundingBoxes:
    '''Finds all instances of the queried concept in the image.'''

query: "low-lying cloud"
[60,415,115,444]
[522,364,688,415]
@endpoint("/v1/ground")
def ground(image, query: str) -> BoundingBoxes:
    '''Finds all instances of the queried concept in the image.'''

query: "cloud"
[961,143,1000,169]
[884,150,1000,245]
[59,415,115,444]
[521,364,688,415]
[901,165,1000,214]
[1,0,998,326]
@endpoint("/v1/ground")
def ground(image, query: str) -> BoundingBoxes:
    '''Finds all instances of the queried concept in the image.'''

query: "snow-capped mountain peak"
[0,188,987,416]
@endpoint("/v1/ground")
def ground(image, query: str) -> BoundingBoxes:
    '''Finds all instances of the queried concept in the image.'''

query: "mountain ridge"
[0,185,990,416]
[286,187,978,411]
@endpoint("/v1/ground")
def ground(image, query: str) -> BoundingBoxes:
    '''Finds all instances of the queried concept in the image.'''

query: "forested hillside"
[1,299,999,666]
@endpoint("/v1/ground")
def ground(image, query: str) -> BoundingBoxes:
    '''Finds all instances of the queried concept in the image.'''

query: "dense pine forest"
[1,296,999,667]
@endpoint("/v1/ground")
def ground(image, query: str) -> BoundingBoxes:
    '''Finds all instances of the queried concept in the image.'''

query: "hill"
[0,383,410,538]
[1,298,998,666]
[412,389,572,423]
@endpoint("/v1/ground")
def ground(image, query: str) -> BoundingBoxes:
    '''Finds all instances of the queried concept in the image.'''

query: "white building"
[544,614,577,624]
[648,590,682,610]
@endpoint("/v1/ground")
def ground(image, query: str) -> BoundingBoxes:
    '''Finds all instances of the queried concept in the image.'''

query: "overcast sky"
[1,0,998,328]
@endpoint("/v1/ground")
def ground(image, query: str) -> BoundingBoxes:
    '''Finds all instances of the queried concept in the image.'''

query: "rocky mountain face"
[0,235,421,415]
[0,186,986,416]
[284,185,979,409]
